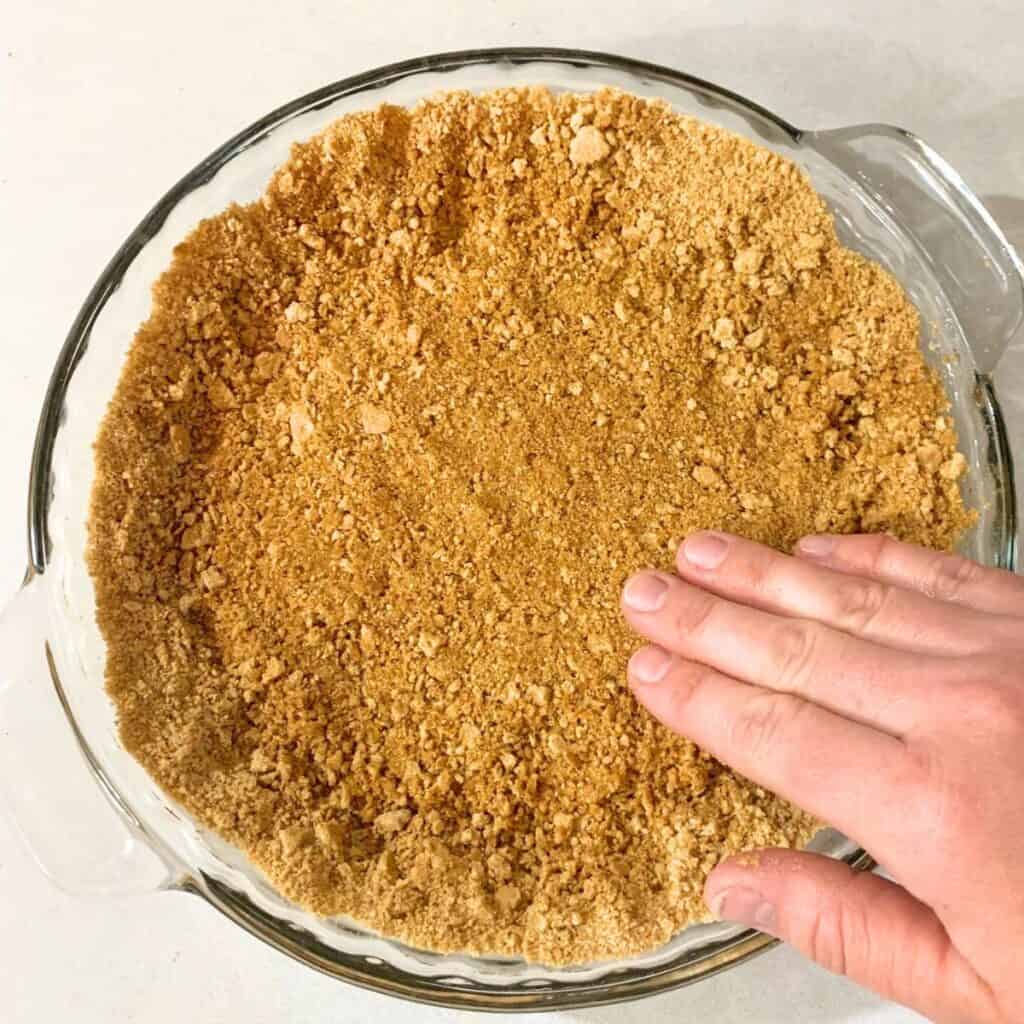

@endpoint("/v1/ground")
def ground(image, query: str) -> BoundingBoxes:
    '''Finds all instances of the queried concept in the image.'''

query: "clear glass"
[2,49,1021,1011]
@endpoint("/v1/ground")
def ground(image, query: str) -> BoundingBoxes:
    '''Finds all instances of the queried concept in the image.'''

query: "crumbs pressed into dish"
[88,87,972,964]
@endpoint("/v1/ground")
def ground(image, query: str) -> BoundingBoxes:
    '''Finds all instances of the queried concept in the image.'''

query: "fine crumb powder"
[88,87,973,965]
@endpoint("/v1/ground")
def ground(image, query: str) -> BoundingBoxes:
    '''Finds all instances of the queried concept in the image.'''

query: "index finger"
[673,531,999,656]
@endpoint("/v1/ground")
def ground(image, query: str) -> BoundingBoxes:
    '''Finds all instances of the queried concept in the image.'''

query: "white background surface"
[2,2,1023,1021]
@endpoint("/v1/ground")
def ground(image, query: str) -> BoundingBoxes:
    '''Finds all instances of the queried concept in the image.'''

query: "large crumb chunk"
[359,403,392,435]
[569,125,610,166]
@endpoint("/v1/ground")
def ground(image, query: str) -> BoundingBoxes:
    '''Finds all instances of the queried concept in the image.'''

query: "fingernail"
[628,645,673,684]
[682,532,729,570]
[797,535,835,559]
[623,572,670,612]
[708,886,777,932]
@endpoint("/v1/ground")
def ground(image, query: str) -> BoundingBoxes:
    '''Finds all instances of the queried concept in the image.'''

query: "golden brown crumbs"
[88,87,973,965]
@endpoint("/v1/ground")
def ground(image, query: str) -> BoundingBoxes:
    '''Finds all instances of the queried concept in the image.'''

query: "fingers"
[675,531,1001,656]
[626,649,907,843]
[796,533,1024,617]
[622,570,937,734]
[704,849,997,1023]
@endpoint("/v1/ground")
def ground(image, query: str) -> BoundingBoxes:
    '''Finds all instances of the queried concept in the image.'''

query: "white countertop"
[2,2,1022,1021]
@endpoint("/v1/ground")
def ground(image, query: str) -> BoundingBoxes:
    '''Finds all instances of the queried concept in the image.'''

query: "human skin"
[620,532,1024,1023]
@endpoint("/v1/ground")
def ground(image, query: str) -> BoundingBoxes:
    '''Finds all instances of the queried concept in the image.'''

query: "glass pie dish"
[1,48,1021,1012]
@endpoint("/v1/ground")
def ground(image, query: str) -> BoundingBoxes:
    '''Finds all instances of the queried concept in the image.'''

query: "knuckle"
[897,738,943,797]
[729,691,807,757]
[670,589,717,639]
[860,533,894,575]
[806,878,882,982]
[735,549,772,592]
[927,553,982,603]
[960,677,1024,733]
[807,903,854,977]
[769,621,819,688]
[831,578,890,631]
[663,662,714,720]
[899,740,975,840]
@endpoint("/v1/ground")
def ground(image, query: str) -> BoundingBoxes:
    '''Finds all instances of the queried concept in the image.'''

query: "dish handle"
[805,123,1024,376]
[0,573,172,897]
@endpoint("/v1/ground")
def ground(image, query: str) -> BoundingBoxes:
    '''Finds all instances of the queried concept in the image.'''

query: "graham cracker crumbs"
[88,87,973,965]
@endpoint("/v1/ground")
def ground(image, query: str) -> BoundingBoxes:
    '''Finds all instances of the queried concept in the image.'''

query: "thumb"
[705,849,994,1022]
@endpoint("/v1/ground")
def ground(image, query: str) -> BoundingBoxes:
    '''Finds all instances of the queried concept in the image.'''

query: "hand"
[621,532,1024,1024]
